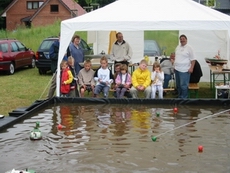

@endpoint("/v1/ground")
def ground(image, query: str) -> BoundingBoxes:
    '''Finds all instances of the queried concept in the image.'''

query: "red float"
[173,107,178,113]
[57,124,62,130]
[198,145,203,152]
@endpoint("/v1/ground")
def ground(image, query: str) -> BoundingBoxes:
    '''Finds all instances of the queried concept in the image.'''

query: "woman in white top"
[151,62,164,99]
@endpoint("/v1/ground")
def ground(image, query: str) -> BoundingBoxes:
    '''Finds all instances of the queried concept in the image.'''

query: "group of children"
[60,56,165,99]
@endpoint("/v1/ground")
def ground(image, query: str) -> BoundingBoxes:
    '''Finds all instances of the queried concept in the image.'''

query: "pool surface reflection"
[0,104,230,173]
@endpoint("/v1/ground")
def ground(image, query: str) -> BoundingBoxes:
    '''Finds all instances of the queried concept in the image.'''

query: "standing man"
[47,34,60,99]
[174,34,195,98]
[110,32,133,67]
[68,35,84,75]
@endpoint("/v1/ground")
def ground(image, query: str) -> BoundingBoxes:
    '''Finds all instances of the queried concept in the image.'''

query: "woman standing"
[68,35,84,75]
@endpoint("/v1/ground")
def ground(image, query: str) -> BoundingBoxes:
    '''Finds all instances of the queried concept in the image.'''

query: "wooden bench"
[163,88,174,92]
[110,84,199,98]
[188,83,199,98]
[163,83,199,98]
[109,88,130,92]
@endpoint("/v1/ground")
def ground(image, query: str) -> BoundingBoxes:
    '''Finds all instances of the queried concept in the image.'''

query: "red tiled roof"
[61,0,86,16]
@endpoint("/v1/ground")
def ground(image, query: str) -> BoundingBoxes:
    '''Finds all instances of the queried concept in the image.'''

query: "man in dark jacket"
[49,38,60,74]
[47,36,60,98]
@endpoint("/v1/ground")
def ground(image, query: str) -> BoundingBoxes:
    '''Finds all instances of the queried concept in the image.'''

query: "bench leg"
[196,90,199,98]
[188,89,199,98]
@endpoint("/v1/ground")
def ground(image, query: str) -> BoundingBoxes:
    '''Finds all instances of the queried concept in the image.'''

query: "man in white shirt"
[174,35,195,98]
[110,32,133,68]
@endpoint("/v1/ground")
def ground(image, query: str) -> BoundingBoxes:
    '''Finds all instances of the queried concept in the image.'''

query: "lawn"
[0,68,50,116]
[0,67,214,116]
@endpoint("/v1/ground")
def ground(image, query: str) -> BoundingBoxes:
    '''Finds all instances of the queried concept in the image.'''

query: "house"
[1,0,86,30]
[193,0,230,15]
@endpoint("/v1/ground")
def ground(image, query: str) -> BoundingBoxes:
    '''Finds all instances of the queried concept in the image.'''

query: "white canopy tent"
[57,0,230,96]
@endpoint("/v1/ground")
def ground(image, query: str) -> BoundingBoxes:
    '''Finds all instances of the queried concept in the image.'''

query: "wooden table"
[209,65,230,90]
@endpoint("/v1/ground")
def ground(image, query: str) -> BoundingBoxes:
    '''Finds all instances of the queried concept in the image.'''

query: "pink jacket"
[115,72,132,86]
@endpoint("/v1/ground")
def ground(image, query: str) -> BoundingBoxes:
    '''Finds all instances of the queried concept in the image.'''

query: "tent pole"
[96,31,98,54]
[227,30,230,68]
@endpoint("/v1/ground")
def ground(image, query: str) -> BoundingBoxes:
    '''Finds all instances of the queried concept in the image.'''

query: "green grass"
[0,21,87,52]
[144,31,179,55]
[0,22,177,55]
[0,68,51,116]
[164,82,214,99]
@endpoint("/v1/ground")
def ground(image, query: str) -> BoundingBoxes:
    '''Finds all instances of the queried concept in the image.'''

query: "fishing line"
[154,108,230,138]
[38,72,56,99]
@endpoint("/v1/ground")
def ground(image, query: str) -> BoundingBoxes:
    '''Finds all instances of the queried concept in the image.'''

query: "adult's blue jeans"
[175,70,190,98]
[163,74,172,88]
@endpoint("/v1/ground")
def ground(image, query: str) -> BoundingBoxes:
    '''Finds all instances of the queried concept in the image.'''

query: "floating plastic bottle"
[30,122,42,140]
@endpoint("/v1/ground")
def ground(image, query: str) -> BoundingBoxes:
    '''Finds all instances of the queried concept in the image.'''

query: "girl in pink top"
[115,64,132,98]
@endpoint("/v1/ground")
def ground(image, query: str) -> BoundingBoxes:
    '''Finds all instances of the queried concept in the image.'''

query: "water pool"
[0,103,230,173]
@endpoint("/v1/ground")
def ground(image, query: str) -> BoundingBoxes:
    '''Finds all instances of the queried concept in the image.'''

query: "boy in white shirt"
[94,56,114,98]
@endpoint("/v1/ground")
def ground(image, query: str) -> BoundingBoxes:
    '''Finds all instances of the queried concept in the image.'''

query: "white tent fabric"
[57,0,230,96]
[179,30,228,84]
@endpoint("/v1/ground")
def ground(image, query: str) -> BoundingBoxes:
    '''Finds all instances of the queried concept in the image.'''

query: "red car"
[0,39,35,74]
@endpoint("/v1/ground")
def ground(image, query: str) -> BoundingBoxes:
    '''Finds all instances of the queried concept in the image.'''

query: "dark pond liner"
[0,97,230,131]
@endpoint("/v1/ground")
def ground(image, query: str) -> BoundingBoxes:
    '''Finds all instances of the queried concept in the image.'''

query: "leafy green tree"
[0,0,13,13]
[76,0,88,7]
[85,0,92,6]
[206,0,215,6]
[96,0,116,7]
[75,0,115,8]
[0,0,13,29]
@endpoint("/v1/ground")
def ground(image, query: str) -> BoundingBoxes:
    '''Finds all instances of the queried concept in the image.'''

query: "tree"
[206,0,215,7]
[75,0,87,7]
[96,0,116,7]
[0,0,13,29]
[75,0,115,8]
[85,0,92,6]
[0,0,13,13]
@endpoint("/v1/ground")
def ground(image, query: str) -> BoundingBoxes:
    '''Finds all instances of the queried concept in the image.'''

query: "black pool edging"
[0,98,53,131]
[52,97,230,106]
[0,97,230,132]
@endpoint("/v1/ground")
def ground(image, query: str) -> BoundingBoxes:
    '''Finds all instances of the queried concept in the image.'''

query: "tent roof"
[61,0,230,31]
[57,0,230,97]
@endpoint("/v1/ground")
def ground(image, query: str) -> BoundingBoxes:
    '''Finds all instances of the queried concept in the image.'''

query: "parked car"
[0,39,35,75]
[144,40,162,56]
[35,36,93,74]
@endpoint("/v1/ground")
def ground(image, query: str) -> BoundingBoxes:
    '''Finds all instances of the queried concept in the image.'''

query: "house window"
[50,5,59,12]
[27,1,43,9]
